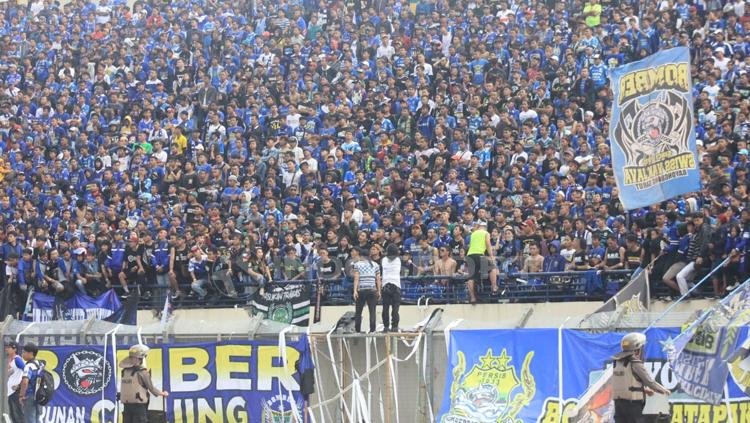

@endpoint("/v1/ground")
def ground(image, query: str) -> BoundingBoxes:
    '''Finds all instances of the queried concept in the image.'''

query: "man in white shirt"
[713,48,730,75]
[95,0,112,24]
[376,34,396,60]
[6,341,25,423]
[281,160,302,189]
[301,149,318,172]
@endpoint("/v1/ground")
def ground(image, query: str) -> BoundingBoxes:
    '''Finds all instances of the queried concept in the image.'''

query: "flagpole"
[724,381,733,423]
[644,256,730,332]
[558,317,570,423]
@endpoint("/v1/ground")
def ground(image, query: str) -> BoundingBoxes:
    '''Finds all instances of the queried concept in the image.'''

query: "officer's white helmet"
[128,344,150,359]
[620,332,647,352]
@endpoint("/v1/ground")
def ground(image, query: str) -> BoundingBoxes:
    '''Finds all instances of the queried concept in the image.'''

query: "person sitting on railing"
[543,243,567,274]
[71,248,89,295]
[603,236,626,271]
[37,249,67,297]
[676,213,712,296]
[521,243,544,284]
[434,246,458,287]
[280,245,305,281]
[569,238,591,271]
[244,247,272,294]
[119,233,145,299]
[170,236,191,299]
[560,237,576,268]
[625,235,644,270]
[723,225,743,293]
[188,246,209,299]
[662,223,692,296]
[107,231,126,293]
[413,237,437,276]
[498,227,522,274]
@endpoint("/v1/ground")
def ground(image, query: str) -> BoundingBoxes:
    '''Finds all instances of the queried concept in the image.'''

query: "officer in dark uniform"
[612,333,670,422]
[118,345,169,423]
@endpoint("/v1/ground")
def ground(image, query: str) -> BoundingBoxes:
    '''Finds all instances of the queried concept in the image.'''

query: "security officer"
[119,345,169,423]
[612,333,670,422]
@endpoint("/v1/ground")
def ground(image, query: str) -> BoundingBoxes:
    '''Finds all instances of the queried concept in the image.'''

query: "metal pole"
[724,382,734,423]
[557,317,570,423]
[425,326,434,423]
[385,336,393,423]
[339,338,346,423]
[0,316,15,418]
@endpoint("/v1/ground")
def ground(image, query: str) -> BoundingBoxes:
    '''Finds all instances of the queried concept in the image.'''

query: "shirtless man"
[434,246,458,286]
[522,243,544,273]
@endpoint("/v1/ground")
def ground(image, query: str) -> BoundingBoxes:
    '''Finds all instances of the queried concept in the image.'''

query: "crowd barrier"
[33,266,723,312]
[112,269,641,309]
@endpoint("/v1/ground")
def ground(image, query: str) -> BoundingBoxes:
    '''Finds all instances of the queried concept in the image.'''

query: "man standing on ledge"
[119,344,169,423]
[466,220,498,303]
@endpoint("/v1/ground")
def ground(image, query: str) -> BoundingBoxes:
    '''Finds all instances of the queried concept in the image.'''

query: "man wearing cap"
[589,54,608,88]
[6,341,25,422]
[119,344,168,423]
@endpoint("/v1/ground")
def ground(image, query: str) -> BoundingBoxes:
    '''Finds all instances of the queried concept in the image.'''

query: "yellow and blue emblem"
[442,348,535,423]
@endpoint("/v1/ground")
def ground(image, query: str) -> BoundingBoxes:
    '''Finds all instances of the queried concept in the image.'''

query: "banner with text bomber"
[36,337,314,423]
[609,47,700,210]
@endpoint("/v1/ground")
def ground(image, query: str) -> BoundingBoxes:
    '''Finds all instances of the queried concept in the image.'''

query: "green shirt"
[584,3,602,27]
[133,142,153,155]
[282,257,304,279]
[467,229,489,256]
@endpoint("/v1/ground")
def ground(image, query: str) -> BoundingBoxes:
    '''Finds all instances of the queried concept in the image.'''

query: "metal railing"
[108,269,638,309]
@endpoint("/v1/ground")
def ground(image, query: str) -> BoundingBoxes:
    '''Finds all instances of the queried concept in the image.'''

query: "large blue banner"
[609,47,700,210]
[36,337,314,423]
[30,290,122,322]
[439,328,750,422]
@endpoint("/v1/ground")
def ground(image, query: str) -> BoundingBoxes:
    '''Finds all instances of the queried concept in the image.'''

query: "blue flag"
[665,280,750,404]
[609,47,700,210]
[30,290,123,322]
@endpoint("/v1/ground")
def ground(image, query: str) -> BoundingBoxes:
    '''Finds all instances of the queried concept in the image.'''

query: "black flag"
[104,291,139,325]
[252,283,311,326]
[0,285,14,320]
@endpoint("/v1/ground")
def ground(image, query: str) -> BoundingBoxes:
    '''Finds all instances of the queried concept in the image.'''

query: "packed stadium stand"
[0,0,747,315]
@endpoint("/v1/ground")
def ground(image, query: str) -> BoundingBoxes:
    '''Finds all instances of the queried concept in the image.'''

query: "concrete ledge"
[136,298,716,336]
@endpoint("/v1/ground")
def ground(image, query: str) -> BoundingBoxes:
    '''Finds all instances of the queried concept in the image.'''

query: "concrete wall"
[138,298,715,338]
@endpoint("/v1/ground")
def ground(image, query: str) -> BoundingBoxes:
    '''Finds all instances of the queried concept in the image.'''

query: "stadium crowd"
[0,0,746,313]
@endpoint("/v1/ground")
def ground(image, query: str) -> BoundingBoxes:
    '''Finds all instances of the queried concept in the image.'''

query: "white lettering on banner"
[226,397,249,423]
[39,406,85,423]
[32,308,115,322]
[215,345,253,391]
[643,360,679,390]
[90,400,116,423]
[173,397,248,423]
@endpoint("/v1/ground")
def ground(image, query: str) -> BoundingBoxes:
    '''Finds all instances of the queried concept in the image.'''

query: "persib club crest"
[442,348,535,423]
[62,350,112,395]
[261,394,301,423]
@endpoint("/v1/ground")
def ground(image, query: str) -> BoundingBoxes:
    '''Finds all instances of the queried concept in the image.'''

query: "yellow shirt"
[467,229,488,256]
[584,3,602,27]
[171,134,187,154]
